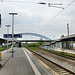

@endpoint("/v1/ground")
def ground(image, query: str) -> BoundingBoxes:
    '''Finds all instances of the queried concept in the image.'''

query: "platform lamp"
[5,25,11,52]
[9,13,17,58]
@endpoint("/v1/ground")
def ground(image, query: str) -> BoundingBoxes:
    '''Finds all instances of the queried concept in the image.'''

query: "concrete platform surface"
[0,47,52,75]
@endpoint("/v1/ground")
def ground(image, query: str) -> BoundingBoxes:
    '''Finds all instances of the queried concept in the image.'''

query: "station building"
[49,34,75,50]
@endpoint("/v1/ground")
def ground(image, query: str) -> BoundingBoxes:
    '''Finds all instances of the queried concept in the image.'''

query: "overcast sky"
[0,0,75,40]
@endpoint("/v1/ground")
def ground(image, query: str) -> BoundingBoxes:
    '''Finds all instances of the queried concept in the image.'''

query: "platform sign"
[14,34,22,38]
[3,34,22,38]
[3,34,12,38]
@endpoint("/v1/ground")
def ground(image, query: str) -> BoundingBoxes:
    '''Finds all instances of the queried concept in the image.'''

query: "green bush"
[24,43,40,48]
[23,43,39,51]
[0,46,11,51]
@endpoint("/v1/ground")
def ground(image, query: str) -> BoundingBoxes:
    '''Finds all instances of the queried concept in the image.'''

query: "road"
[0,47,52,75]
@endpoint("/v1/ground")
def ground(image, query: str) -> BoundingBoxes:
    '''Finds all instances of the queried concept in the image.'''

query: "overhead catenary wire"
[40,0,75,28]
[0,1,41,4]
[1,0,75,32]
[1,0,75,22]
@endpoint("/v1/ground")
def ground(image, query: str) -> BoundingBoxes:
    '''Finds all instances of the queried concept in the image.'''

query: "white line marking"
[23,48,41,75]
[25,48,32,54]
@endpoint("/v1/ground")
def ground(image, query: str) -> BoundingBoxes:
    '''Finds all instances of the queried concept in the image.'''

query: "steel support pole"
[12,14,14,58]
[7,27,9,52]
[6,25,11,52]
[67,23,69,36]
[9,13,17,58]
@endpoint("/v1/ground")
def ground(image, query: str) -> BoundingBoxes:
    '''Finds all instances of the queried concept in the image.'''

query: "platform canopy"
[55,34,75,42]
[0,38,6,43]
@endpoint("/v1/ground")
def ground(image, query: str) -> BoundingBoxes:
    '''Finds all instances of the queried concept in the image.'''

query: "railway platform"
[0,47,52,75]
[57,48,75,54]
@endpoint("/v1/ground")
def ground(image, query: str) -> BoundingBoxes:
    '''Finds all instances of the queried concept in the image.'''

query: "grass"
[23,43,75,60]
[40,47,75,60]
[23,43,40,51]
[28,47,38,51]
[0,46,11,51]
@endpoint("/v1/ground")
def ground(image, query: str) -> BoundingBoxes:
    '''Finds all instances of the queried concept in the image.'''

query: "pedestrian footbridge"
[19,32,51,40]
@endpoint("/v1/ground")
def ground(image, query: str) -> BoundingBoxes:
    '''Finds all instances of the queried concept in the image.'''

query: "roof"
[0,38,6,43]
[55,34,75,42]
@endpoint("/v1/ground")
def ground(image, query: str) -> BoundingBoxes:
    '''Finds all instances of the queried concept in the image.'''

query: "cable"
[1,0,75,31]
[0,1,38,4]
[39,0,75,29]
[64,0,75,8]
[62,4,75,6]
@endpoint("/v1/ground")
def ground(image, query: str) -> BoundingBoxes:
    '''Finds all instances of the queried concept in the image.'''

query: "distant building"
[43,34,75,50]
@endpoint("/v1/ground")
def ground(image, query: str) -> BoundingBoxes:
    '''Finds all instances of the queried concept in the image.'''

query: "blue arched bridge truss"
[19,32,52,41]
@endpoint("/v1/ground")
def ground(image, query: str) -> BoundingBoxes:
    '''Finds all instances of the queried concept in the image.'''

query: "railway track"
[37,47,75,60]
[27,48,75,75]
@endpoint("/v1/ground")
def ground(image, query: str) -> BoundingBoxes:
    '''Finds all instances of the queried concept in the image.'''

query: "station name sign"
[3,34,22,38]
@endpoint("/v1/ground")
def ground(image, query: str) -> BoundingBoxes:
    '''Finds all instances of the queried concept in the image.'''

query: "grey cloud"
[0,0,75,40]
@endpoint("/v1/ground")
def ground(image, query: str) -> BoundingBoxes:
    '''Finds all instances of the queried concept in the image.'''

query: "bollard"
[0,52,2,61]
